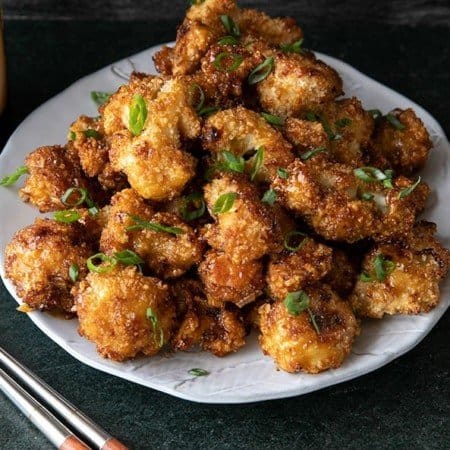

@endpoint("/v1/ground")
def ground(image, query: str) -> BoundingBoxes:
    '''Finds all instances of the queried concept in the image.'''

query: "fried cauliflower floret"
[324,248,359,298]
[100,189,203,279]
[74,265,175,361]
[257,51,343,118]
[171,279,246,356]
[259,285,359,373]
[273,157,430,242]
[5,218,93,313]
[283,118,329,154]
[318,98,374,166]
[202,106,294,182]
[350,221,450,318]
[266,238,333,301]
[369,108,433,175]
[203,174,282,261]
[198,250,265,308]
[19,145,90,212]
[108,78,199,200]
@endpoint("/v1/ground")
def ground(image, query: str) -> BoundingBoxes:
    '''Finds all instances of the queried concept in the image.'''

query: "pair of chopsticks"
[0,347,128,449]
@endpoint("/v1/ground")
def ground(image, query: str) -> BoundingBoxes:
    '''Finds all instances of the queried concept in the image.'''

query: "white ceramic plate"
[1,43,449,404]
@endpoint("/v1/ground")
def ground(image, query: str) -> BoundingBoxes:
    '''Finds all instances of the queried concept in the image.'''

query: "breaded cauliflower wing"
[74,265,175,361]
[259,285,359,373]
[5,218,93,313]
[350,221,450,318]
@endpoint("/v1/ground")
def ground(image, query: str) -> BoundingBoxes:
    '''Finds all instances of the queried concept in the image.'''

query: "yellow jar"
[0,4,6,113]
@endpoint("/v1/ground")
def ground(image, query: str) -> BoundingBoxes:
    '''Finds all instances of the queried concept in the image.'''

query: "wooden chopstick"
[0,367,90,449]
[0,347,128,450]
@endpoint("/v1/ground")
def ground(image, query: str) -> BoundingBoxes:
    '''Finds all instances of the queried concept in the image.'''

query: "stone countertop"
[0,20,449,450]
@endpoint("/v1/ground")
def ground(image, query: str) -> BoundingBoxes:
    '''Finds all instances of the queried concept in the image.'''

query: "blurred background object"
[0,4,6,114]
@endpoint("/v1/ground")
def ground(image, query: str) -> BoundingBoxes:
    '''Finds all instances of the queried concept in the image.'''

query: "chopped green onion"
[220,15,240,38]
[218,35,239,46]
[335,117,352,128]
[90,91,111,106]
[301,146,327,160]
[261,112,284,126]
[198,106,219,117]
[248,57,274,85]
[284,291,309,315]
[305,111,318,122]
[68,131,76,141]
[361,253,395,282]
[280,38,304,53]
[261,189,277,205]
[188,368,209,377]
[86,253,117,273]
[61,187,88,207]
[53,210,81,223]
[320,116,341,141]
[277,168,288,179]
[283,231,307,251]
[213,192,238,214]
[114,250,144,266]
[69,263,79,283]
[179,192,206,221]
[398,176,421,199]
[147,307,164,348]
[221,150,245,173]
[360,192,374,201]
[83,129,102,139]
[368,109,382,120]
[250,146,264,180]
[129,94,148,136]
[360,272,373,282]
[0,166,29,186]
[213,52,244,72]
[386,113,405,130]
[189,83,205,112]
[308,308,321,334]
[126,215,185,235]
[354,167,393,186]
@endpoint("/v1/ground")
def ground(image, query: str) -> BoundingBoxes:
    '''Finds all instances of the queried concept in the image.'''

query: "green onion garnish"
[261,189,277,205]
[283,231,307,251]
[126,215,185,235]
[188,368,209,377]
[354,167,394,188]
[90,91,111,106]
[221,150,245,173]
[277,168,288,179]
[386,113,405,130]
[113,250,144,266]
[320,116,342,141]
[68,131,76,141]
[189,83,205,112]
[335,117,352,128]
[0,166,29,186]
[213,192,238,214]
[147,307,164,348]
[284,291,320,333]
[198,106,219,117]
[250,146,264,180]
[213,52,244,72]
[69,263,79,283]
[305,111,318,122]
[261,112,284,126]
[280,38,304,53]
[86,253,117,273]
[83,129,102,139]
[129,94,148,136]
[220,15,240,38]
[361,253,395,282]
[218,35,239,46]
[248,57,274,85]
[61,187,88,207]
[360,192,374,201]
[368,109,382,120]
[53,210,81,223]
[179,192,206,221]
[301,146,327,160]
[398,176,421,199]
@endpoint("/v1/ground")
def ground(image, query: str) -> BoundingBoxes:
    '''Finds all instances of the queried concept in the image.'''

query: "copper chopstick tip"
[59,435,91,450]
[101,438,129,450]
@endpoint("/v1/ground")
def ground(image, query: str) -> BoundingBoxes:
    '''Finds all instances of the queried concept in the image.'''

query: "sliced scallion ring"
[248,57,274,85]
[53,210,81,223]
[213,52,244,72]
[283,231,307,251]
[386,113,405,130]
[398,176,421,199]
[86,253,117,273]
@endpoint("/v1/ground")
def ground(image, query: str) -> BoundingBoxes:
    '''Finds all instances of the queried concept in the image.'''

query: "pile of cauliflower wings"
[4,0,449,374]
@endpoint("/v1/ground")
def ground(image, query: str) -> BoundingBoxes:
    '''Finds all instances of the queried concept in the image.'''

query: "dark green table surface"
[1,21,449,450]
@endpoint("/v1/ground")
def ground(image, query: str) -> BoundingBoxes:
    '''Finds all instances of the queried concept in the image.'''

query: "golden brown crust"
[5,218,93,313]
[259,285,359,373]
[350,221,450,318]
[74,265,175,361]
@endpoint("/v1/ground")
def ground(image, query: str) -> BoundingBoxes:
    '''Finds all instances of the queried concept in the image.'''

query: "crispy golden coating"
[274,157,430,242]
[350,221,450,318]
[198,250,265,308]
[108,78,199,200]
[5,218,93,313]
[203,174,282,262]
[266,238,333,301]
[318,98,374,166]
[283,118,329,154]
[259,285,359,373]
[324,248,359,298]
[100,189,203,279]
[369,108,432,175]
[256,51,343,118]
[202,106,294,182]
[19,145,90,212]
[74,265,175,361]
